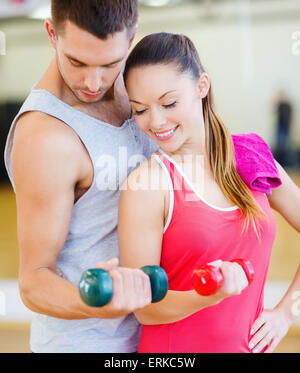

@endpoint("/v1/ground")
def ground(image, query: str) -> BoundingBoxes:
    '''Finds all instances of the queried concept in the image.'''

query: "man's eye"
[163,101,177,109]
[70,60,83,68]
[134,109,146,116]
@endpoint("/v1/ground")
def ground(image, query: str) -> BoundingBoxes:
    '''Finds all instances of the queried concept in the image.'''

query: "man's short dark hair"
[51,0,138,39]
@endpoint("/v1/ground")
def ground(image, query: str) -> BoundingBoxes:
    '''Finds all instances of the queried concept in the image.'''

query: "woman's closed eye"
[134,101,177,116]
[163,101,177,109]
[134,108,147,116]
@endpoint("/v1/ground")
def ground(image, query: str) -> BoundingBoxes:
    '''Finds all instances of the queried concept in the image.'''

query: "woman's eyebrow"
[129,99,144,104]
[129,90,177,105]
[159,90,176,100]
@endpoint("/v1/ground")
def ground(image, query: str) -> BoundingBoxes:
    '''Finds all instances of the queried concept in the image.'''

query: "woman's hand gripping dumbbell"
[192,259,254,297]
[79,258,168,309]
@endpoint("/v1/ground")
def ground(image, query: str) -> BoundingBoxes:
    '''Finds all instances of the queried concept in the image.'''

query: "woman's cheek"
[134,115,147,132]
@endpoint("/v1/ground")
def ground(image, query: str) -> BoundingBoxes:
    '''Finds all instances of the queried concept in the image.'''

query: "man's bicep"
[11,128,79,279]
[15,181,75,274]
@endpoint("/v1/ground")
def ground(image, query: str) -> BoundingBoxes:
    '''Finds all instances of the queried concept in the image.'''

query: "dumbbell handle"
[79,265,168,307]
[192,259,254,296]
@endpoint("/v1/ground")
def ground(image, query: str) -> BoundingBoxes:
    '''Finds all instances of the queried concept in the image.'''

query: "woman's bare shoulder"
[123,151,170,193]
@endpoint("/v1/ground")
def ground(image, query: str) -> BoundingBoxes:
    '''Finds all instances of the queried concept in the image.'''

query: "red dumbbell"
[191,259,254,296]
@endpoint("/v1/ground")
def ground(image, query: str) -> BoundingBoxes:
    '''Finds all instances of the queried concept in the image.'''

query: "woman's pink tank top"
[138,151,277,353]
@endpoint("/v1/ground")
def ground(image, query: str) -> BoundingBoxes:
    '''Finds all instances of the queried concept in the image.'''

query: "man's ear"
[197,72,210,99]
[45,19,58,49]
[129,25,138,48]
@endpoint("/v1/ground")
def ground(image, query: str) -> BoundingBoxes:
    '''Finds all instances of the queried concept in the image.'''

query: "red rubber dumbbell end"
[192,259,255,296]
[231,259,254,285]
[191,265,224,296]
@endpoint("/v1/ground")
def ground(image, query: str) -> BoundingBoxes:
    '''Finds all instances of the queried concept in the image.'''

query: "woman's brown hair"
[124,32,269,240]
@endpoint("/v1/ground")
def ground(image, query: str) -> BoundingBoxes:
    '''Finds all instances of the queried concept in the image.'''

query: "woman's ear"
[196,72,210,99]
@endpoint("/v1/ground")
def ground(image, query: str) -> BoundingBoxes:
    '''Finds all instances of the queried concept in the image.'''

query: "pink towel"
[232,133,282,195]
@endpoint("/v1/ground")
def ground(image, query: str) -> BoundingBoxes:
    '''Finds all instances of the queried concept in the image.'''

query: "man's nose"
[84,68,103,92]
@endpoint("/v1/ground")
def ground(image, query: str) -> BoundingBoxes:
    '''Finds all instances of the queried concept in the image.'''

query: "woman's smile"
[151,125,180,141]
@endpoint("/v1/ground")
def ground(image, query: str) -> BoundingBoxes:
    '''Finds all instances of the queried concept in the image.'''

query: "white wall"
[136,0,300,147]
[0,0,299,146]
[0,19,54,101]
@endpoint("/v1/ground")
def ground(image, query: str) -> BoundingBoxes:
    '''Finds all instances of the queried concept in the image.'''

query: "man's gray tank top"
[4,88,159,353]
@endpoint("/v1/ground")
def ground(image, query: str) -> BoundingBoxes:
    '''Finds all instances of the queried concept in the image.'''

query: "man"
[4,0,157,353]
[274,90,293,167]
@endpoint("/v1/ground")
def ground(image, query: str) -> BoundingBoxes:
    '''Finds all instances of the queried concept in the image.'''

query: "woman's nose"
[149,107,167,130]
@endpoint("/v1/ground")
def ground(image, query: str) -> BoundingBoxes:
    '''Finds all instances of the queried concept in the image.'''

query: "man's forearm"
[19,268,125,320]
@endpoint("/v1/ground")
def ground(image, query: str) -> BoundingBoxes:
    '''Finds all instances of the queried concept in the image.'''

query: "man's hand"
[96,258,153,316]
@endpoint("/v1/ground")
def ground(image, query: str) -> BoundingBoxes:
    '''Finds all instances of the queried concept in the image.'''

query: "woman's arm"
[118,159,219,325]
[267,160,300,322]
[267,160,300,232]
[249,160,300,352]
[118,158,250,325]
[269,160,300,318]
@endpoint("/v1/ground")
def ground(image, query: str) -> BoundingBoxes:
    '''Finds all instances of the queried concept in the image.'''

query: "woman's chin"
[156,142,181,154]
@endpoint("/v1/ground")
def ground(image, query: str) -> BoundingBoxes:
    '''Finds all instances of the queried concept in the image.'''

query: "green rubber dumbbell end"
[141,265,168,303]
[79,268,113,307]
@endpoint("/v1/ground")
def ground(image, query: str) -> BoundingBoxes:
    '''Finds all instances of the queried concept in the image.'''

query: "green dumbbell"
[79,265,168,307]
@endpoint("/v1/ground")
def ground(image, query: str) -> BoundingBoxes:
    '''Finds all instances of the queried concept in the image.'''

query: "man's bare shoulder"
[14,111,81,147]
[12,111,84,187]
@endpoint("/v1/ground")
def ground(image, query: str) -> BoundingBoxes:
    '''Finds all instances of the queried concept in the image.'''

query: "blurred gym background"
[0,0,299,353]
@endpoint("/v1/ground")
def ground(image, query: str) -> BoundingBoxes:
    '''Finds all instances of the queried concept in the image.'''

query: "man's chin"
[70,86,113,104]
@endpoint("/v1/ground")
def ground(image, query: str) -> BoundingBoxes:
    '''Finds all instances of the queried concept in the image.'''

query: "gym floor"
[0,173,299,353]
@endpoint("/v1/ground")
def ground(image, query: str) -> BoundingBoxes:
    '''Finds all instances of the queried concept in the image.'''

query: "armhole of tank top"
[151,154,174,234]
[4,112,25,193]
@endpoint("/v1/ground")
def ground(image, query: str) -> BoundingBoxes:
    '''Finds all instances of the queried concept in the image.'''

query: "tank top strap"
[151,151,185,196]
[154,150,200,203]
[151,150,202,234]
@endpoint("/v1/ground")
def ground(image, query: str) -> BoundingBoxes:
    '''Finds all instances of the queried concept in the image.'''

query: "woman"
[118,33,300,353]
